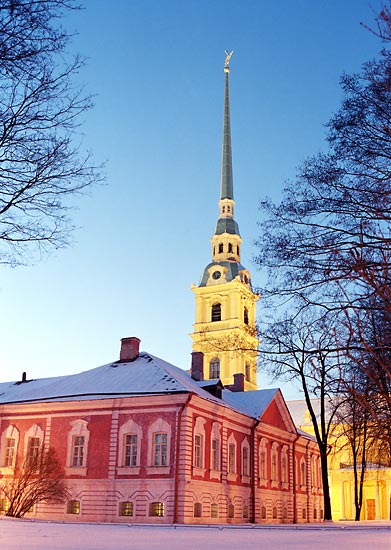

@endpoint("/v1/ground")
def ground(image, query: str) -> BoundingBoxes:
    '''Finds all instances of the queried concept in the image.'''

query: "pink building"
[0,337,322,524]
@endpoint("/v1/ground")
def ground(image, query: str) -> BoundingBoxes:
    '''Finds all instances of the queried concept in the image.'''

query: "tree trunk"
[320,449,332,520]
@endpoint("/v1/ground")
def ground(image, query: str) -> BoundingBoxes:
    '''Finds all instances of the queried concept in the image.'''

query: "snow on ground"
[1,519,391,550]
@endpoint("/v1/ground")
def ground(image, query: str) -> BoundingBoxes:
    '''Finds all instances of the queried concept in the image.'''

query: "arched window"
[210,422,221,471]
[209,358,220,379]
[194,502,202,517]
[244,307,249,325]
[281,446,289,484]
[228,243,233,253]
[259,438,267,482]
[300,457,306,487]
[218,243,224,254]
[211,303,221,322]
[237,245,240,255]
[0,425,19,469]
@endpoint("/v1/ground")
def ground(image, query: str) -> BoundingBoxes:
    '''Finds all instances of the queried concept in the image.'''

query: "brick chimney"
[191,351,204,381]
[231,373,245,392]
[119,337,140,362]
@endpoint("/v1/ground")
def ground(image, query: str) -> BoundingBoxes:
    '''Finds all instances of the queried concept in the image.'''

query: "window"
[118,418,142,471]
[237,245,240,255]
[211,303,221,322]
[67,500,80,514]
[228,437,236,475]
[119,502,134,516]
[243,505,249,519]
[272,506,277,519]
[241,440,250,477]
[302,508,306,519]
[211,438,220,470]
[281,447,288,484]
[261,505,266,519]
[271,442,279,482]
[27,437,40,467]
[228,243,233,253]
[0,498,9,512]
[72,436,85,467]
[211,503,218,518]
[210,422,221,474]
[66,420,90,474]
[228,504,234,519]
[245,363,251,382]
[194,434,203,468]
[1,425,19,469]
[209,357,220,379]
[153,433,167,466]
[300,458,306,487]
[218,243,223,254]
[259,439,267,481]
[149,502,165,517]
[194,502,202,517]
[244,307,249,325]
[4,438,15,467]
[124,434,138,467]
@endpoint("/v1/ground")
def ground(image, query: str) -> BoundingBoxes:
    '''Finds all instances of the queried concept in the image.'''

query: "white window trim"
[24,424,44,468]
[241,437,250,481]
[259,438,268,487]
[117,418,142,475]
[271,442,279,488]
[227,433,237,481]
[210,422,222,480]
[146,418,171,474]
[0,425,19,473]
[193,417,206,476]
[65,419,90,476]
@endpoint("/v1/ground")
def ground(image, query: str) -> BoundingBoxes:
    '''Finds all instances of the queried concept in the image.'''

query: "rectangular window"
[27,437,40,467]
[281,454,287,483]
[4,438,15,467]
[67,500,80,514]
[194,502,202,517]
[124,434,138,467]
[119,501,134,516]
[211,503,218,518]
[228,504,235,519]
[211,438,219,470]
[72,436,85,467]
[242,446,249,477]
[228,443,236,474]
[149,502,165,517]
[271,452,277,480]
[194,434,203,468]
[153,433,167,466]
[260,449,266,479]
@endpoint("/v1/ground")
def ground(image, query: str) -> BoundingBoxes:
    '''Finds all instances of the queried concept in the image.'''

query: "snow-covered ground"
[1,519,390,550]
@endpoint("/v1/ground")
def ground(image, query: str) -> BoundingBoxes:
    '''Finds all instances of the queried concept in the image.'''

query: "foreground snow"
[0,519,390,550]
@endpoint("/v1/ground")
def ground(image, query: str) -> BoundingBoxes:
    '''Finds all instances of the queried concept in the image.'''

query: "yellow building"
[190,53,259,391]
[287,399,391,521]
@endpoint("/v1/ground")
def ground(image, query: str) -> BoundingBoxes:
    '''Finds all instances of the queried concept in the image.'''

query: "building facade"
[0,338,322,524]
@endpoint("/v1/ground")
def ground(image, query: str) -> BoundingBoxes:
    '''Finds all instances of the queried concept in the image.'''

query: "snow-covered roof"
[0,350,286,426]
[0,352,223,405]
[222,388,279,418]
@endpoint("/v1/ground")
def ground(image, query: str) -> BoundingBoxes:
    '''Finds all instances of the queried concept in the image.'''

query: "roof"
[222,388,280,418]
[0,352,224,405]
[199,260,247,286]
[214,217,240,236]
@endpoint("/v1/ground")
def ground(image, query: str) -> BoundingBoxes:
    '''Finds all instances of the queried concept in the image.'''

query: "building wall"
[0,393,322,524]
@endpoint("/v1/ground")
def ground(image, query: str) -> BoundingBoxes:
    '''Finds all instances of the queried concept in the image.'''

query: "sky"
[0,1,384,398]
[1,519,391,550]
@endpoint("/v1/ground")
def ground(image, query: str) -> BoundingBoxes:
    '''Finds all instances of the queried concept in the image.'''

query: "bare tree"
[259,314,344,521]
[0,1,102,266]
[0,446,68,518]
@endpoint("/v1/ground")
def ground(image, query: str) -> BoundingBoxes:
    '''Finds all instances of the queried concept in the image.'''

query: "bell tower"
[190,51,259,391]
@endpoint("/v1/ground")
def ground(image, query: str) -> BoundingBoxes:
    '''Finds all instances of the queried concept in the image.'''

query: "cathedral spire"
[221,50,234,201]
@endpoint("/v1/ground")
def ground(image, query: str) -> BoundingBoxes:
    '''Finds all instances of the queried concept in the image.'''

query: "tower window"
[218,243,223,254]
[222,206,225,213]
[244,307,249,325]
[228,243,233,253]
[227,205,231,213]
[237,246,240,255]
[209,357,220,379]
[211,303,221,322]
[245,363,251,382]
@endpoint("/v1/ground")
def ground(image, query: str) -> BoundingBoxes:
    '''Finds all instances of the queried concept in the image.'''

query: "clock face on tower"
[212,270,221,280]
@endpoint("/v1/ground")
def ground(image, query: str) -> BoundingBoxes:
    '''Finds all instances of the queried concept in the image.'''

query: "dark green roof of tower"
[220,70,233,200]
[215,217,240,236]
[199,261,247,287]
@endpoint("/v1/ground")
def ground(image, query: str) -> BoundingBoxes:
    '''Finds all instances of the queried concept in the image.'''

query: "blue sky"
[0,1,383,398]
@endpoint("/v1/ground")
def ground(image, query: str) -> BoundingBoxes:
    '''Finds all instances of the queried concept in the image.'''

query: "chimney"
[191,352,204,381]
[119,337,140,362]
[232,373,245,392]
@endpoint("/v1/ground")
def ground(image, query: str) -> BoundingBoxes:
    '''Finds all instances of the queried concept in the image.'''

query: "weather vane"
[224,50,233,72]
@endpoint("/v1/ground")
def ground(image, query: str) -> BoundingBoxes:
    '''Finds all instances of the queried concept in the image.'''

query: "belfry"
[190,51,259,391]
